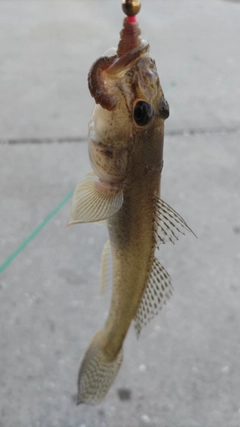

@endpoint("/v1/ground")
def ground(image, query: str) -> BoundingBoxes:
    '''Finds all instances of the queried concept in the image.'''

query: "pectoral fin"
[134,256,173,337]
[68,172,123,225]
[154,197,195,246]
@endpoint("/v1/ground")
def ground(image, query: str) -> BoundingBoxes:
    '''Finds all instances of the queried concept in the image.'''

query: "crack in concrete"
[166,126,240,137]
[0,136,86,145]
[0,126,239,145]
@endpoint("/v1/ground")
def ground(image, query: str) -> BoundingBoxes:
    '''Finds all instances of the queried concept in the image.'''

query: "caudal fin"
[77,331,123,405]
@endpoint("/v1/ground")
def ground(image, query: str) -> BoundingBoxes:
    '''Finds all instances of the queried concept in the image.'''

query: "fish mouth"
[88,40,149,111]
[108,40,149,74]
[88,13,149,111]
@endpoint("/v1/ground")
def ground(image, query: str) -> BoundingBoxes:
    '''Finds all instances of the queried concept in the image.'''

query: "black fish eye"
[159,97,169,119]
[134,101,153,127]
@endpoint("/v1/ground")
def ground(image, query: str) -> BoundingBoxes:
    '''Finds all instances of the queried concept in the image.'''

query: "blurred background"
[0,1,240,426]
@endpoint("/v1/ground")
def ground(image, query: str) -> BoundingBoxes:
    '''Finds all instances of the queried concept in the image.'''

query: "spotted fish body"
[69,13,192,405]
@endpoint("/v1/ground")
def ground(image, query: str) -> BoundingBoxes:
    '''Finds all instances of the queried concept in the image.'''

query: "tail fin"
[77,331,123,405]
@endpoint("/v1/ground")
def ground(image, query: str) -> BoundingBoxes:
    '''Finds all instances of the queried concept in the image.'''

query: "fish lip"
[88,40,149,111]
[108,40,149,74]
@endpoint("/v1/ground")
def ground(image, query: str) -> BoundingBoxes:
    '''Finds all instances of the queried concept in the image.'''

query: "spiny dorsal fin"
[68,171,123,225]
[134,256,173,337]
[154,197,195,246]
[100,240,112,295]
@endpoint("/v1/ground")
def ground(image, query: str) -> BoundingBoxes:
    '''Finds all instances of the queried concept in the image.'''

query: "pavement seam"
[0,126,239,145]
[0,136,87,145]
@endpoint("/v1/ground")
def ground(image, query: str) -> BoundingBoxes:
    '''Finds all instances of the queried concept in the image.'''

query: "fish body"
[69,13,192,405]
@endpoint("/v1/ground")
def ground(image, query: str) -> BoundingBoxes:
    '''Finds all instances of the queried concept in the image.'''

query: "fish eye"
[133,101,153,127]
[159,97,169,119]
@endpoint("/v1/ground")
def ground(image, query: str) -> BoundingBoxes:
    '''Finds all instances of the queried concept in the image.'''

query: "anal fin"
[154,197,196,246]
[68,172,123,225]
[100,240,112,295]
[134,256,173,337]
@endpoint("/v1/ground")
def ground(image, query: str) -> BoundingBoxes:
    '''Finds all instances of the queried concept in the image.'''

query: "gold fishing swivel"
[122,0,141,17]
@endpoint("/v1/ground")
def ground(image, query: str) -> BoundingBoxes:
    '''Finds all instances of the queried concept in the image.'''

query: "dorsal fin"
[154,197,195,247]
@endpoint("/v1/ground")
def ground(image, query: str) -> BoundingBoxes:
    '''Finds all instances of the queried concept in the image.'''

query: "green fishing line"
[0,189,74,274]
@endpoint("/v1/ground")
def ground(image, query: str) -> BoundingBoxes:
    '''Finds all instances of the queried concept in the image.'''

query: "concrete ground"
[0,1,240,426]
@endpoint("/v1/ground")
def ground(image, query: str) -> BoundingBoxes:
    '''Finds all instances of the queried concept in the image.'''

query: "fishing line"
[0,189,74,274]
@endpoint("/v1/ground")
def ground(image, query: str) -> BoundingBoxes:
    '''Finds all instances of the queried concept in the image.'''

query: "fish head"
[88,20,169,184]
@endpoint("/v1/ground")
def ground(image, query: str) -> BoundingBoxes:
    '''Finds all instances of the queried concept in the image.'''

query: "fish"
[68,2,194,406]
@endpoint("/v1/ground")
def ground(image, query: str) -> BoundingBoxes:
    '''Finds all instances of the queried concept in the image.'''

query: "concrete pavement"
[0,1,240,426]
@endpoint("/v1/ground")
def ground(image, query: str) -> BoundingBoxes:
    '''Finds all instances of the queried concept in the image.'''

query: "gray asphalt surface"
[1,1,240,427]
